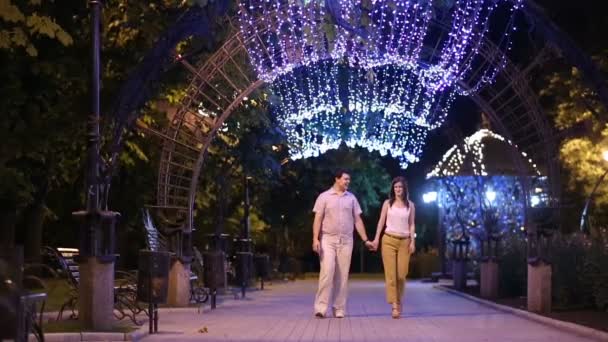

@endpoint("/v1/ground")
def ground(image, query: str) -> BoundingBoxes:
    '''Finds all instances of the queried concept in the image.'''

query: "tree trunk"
[0,203,17,250]
[215,174,229,236]
[23,196,46,263]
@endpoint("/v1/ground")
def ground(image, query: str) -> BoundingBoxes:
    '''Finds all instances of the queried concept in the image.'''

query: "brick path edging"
[29,325,149,342]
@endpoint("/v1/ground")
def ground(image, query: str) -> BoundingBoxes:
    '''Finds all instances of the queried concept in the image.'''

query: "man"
[312,169,373,318]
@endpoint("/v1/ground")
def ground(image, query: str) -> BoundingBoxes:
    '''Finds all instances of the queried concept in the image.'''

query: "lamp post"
[480,205,500,299]
[72,0,119,330]
[423,191,445,277]
[579,150,608,232]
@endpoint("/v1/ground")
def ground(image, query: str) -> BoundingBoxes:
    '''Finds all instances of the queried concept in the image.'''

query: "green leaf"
[0,0,26,23]
[0,30,11,49]
[125,141,150,163]
[11,27,28,46]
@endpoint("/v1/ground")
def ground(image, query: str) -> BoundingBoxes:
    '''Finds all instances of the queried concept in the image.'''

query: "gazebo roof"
[426,129,541,178]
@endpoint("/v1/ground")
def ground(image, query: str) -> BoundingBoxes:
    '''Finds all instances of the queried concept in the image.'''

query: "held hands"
[372,239,379,251]
[365,239,379,252]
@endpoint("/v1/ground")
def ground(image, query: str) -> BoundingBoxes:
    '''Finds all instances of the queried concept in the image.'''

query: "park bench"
[142,209,209,304]
[41,246,146,324]
[0,246,46,342]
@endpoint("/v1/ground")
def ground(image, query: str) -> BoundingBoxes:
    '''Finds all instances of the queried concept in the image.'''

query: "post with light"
[480,190,500,299]
[72,0,119,330]
[579,150,608,233]
[423,191,446,278]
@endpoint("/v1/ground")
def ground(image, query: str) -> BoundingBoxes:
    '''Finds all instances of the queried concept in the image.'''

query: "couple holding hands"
[312,169,415,319]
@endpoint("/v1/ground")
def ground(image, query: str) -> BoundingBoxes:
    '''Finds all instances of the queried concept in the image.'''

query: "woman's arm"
[409,201,416,253]
[373,200,389,246]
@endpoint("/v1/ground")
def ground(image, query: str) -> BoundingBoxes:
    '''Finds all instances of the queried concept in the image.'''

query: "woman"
[371,177,416,319]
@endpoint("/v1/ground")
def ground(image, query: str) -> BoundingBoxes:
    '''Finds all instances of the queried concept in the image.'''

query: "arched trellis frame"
[147,18,556,232]
[103,1,608,235]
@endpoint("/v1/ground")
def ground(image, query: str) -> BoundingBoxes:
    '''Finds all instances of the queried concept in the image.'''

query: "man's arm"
[312,211,323,254]
[352,197,373,249]
[312,193,325,254]
[355,215,370,244]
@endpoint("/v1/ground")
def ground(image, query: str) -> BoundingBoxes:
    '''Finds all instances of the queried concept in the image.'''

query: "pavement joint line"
[434,284,608,342]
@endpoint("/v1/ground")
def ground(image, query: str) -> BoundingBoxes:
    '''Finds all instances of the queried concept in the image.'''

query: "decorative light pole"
[480,206,500,299]
[423,190,446,277]
[71,0,119,331]
[579,150,608,232]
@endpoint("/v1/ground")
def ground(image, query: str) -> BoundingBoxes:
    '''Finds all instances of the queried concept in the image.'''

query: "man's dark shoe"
[314,312,324,318]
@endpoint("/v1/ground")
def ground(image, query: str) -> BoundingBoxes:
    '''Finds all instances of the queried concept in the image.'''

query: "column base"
[167,259,191,307]
[480,261,499,299]
[78,257,114,331]
[452,260,467,291]
[527,262,552,313]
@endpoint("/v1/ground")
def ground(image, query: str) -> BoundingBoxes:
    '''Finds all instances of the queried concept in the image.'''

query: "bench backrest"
[57,247,80,287]
[41,246,80,288]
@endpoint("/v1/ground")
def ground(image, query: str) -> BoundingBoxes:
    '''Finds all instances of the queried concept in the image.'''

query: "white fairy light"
[426,129,542,178]
[271,61,432,168]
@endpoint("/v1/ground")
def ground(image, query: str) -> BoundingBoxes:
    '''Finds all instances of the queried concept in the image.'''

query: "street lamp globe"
[485,190,497,203]
[423,191,438,203]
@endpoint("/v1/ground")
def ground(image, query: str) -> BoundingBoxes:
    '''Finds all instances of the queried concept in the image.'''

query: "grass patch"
[29,278,73,312]
[349,273,385,280]
[44,319,136,333]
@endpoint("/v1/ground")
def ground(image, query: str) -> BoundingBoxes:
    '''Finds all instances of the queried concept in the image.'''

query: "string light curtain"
[238,0,524,167]
[271,60,432,167]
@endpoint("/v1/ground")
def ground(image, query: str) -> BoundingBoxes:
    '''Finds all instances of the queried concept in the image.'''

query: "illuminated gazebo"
[425,128,549,268]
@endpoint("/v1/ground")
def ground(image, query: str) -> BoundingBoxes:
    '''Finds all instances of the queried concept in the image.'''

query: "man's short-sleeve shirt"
[313,188,362,239]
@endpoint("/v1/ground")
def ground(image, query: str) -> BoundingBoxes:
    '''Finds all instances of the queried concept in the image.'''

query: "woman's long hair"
[389,177,409,208]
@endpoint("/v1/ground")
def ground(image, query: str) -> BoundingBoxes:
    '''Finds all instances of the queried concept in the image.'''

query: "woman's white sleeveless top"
[385,203,410,237]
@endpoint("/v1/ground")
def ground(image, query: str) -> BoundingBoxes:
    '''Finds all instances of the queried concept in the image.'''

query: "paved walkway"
[143,280,596,341]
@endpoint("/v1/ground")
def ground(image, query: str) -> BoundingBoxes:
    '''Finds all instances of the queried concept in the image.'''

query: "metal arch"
[154,13,561,231]
[154,19,268,222]
[422,16,558,190]
[185,79,265,231]
[461,43,560,196]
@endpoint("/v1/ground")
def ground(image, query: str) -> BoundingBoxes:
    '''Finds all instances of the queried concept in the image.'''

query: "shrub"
[498,234,527,297]
[551,228,608,310]
[409,249,440,279]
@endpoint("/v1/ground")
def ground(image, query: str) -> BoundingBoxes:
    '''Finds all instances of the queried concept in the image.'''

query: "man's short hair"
[334,168,351,180]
